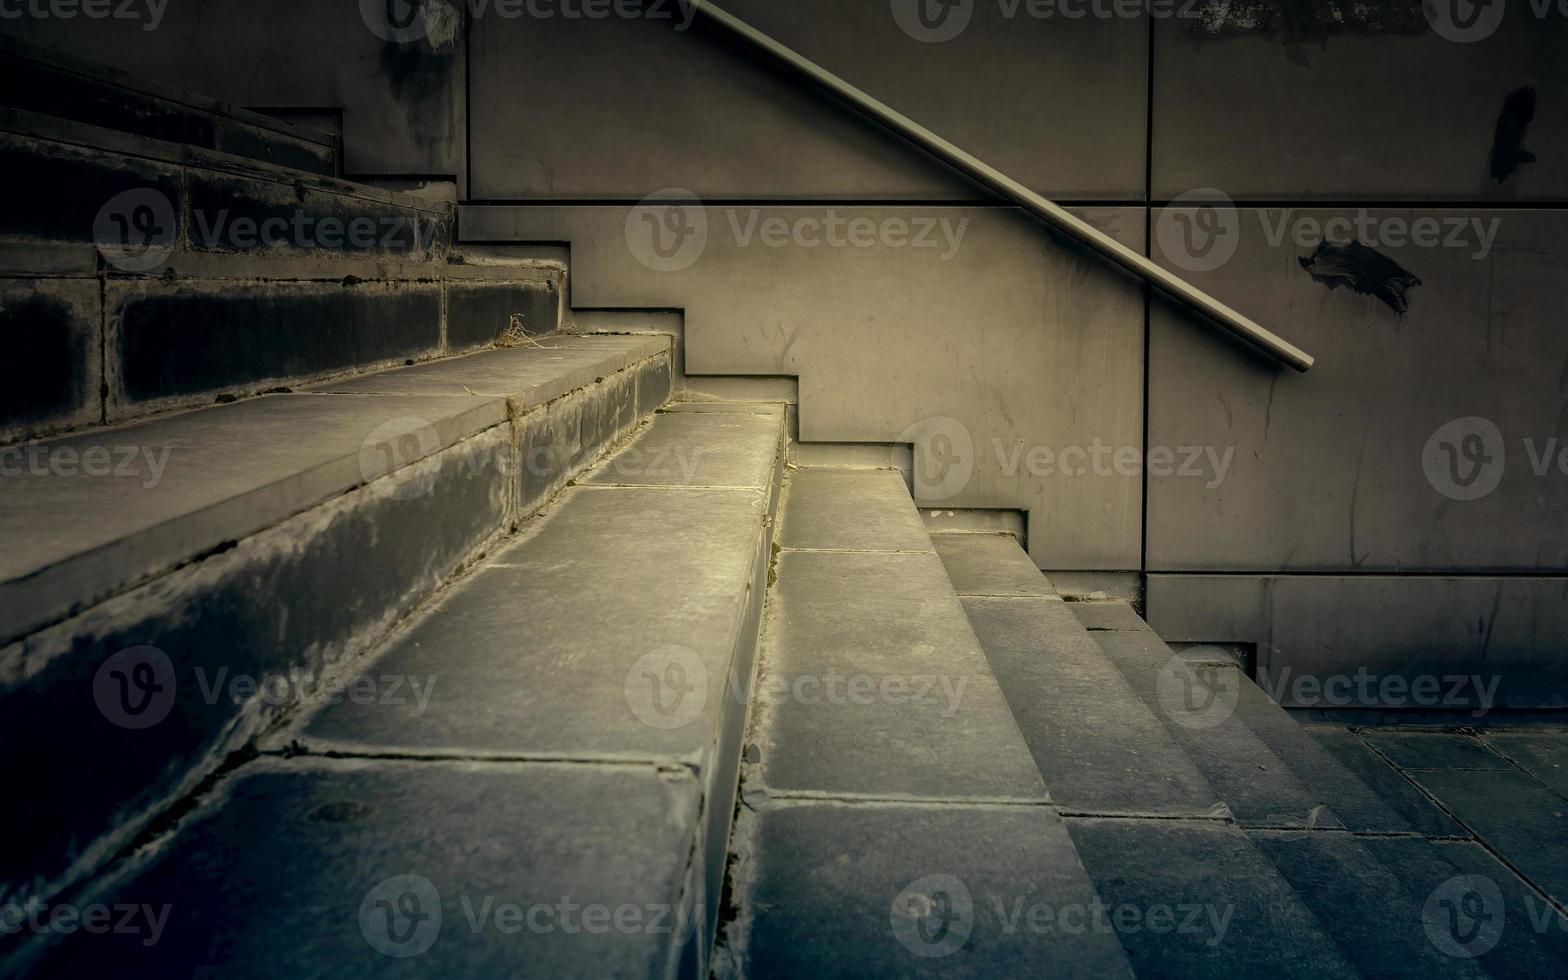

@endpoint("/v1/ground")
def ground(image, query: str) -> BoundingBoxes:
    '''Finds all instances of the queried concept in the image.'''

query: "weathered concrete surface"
[1092,630,1407,830]
[0,278,100,442]
[1365,732,1512,771]
[585,411,781,489]
[1154,12,1568,200]
[0,128,184,247]
[960,595,1218,817]
[728,802,1132,979]
[1069,599,1151,633]
[1483,732,1568,797]
[298,486,768,762]
[23,759,702,978]
[445,279,558,352]
[0,392,507,645]
[1355,836,1568,976]
[1065,817,1356,979]
[778,468,931,553]
[754,548,1044,802]
[312,335,667,408]
[1146,574,1568,709]
[110,279,443,416]
[932,533,1053,597]
[1148,209,1568,572]
[1304,728,1461,838]
[1248,830,1491,980]
[472,0,1147,200]
[462,203,1147,571]
[0,429,511,917]
[1413,769,1568,904]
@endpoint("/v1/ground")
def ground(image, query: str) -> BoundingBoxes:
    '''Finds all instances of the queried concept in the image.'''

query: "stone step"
[274,404,787,978]
[0,336,671,925]
[724,468,1132,977]
[935,533,1222,818]
[0,34,338,177]
[1083,611,1411,831]
[1065,817,1358,979]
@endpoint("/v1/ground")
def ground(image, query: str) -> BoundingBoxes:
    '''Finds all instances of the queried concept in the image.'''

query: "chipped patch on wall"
[1490,86,1538,184]
[1298,240,1423,314]
[1186,0,1428,48]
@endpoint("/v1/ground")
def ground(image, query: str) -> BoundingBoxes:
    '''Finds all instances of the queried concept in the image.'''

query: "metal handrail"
[687,0,1315,373]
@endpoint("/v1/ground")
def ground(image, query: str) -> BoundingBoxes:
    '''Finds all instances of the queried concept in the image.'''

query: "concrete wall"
[13,0,1567,704]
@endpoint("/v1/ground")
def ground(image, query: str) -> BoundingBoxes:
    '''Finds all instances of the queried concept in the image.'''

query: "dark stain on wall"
[1299,240,1423,314]
[1489,86,1538,184]
[0,292,90,428]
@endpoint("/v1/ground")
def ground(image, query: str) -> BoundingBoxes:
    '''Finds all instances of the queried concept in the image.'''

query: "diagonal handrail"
[687,0,1314,373]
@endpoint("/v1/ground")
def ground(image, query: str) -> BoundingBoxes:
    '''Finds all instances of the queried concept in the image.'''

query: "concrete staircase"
[8,40,1568,980]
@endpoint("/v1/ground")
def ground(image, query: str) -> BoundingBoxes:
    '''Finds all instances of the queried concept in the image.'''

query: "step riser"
[3,262,561,442]
[0,353,671,915]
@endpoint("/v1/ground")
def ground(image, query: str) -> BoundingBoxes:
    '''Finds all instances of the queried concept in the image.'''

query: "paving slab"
[0,392,506,645]
[1248,831,1491,980]
[1414,770,1568,906]
[1093,630,1408,832]
[1481,733,1568,798]
[733,802,1131,979]
[1305,728,1462,837]
[300,485,766,763]
[753,549,1045,802]
[1068,599,1150,633]
[1065,818,1356,979]
[310,336,667,410]
[584,411,780,489]
[1355,837,1568,976]
[777,468,930,552]
[1364,732,1513,771]
[959,595,1218,817]
[28,760,702,979]
[932,533,1054,597]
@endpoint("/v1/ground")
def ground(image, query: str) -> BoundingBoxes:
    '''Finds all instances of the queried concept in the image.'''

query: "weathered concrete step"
[725,801,1133,978]
[935,534,1221,817]
[750,471,1045,802]
[0,338,670,920]
[1065,817,1357,979]
[288,405,786,976]
[17,759,703,977]
[1088,626,1410,831]
[0,35,337,177]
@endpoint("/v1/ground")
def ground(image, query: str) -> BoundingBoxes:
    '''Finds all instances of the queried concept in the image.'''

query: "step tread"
[28,759,701,977]
[583,410,780,489]
[730,802,1133,978]
[296,407,783,762]
[1091,628,1409,831]
[0,338,662,645]
[931,533,1055,597]
[958,594,1222,817]
[775,467,930,552]
[1065,817,1358,979]
[1248,830,1492,979]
